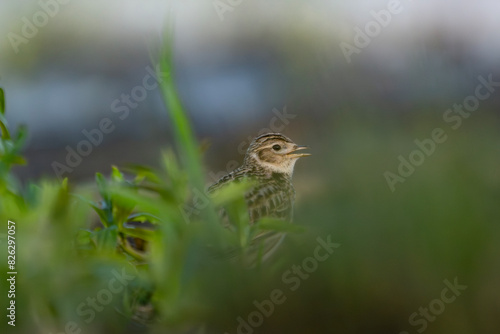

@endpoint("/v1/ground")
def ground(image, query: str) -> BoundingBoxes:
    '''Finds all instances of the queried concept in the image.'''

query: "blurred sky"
[0,0,499,180]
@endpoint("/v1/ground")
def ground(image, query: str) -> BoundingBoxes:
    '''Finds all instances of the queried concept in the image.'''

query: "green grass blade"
[158,20,219,227]
[0,88,5,115]
[159,52,203,190]
[0,88,10,139]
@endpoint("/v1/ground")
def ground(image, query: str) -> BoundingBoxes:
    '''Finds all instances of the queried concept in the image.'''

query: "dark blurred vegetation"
[1,1,500,334]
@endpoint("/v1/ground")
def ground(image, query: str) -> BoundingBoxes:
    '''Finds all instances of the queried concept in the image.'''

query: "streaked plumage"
[208,133,310,262]
[124,133,310,324]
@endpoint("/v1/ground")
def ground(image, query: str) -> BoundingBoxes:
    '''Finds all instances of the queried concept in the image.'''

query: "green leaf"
[125,164,161,183]
[94,225,118,252]
[210,180,255,206]
[95,172,109,201]
[159,56,202,188]
[111,165,124,182]
[73,194,109,226]
[257,218,306,234]
[15,124,27,144]
[0,88,7,139]
[108,186,165,217]
[121,223,156,241]
[0,88,5,115]
[76,229,93,246]
[10,155,26,165]
[0,117,10,140]
[127,212,162,223]
[61,177,68,191]
[159,27,219,229]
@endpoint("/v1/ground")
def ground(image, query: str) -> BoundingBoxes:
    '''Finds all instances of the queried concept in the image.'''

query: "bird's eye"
[272,144,282,151]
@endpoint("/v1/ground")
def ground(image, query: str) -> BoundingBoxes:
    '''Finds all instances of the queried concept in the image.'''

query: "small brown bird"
[121,133,310,264]
[208,133,310,262]
[124,133,310,324]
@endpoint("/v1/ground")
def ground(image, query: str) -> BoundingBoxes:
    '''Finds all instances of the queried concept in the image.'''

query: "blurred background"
[1,0,499,183]
[1,0,500,333]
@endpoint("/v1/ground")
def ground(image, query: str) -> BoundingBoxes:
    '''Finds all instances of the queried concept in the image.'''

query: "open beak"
[288,145,311,158]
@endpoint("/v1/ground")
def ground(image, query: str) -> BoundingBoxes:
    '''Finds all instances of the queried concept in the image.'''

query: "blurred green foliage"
[0,46,304,333]
[1,60,500,334]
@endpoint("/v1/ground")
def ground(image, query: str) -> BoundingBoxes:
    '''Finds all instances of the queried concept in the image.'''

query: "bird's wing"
[208,169,295,224]
[207,167,253,228]
[207,170,295,265]
[245,181,295,223]
[207,167,250,194]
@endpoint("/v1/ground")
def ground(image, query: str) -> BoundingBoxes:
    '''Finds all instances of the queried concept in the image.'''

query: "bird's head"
[244,133,311,176]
